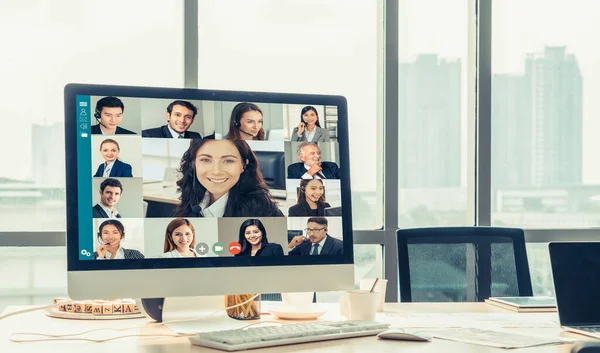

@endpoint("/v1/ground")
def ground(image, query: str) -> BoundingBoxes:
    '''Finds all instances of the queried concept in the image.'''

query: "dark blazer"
[183,190,284,218]
[288,201,331,217]
[142,125,213,139]
[93,248,145,259]
[236,242,284,257]
[94,159,133,178]
[289,235,343,255]
[90,124,136,135]
[287,162,340,179]
[92,204,121,218]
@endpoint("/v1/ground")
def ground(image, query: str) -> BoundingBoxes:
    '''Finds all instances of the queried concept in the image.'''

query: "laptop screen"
[549,242,600,326]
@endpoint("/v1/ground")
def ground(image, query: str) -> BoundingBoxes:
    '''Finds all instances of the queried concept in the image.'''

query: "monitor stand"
[138,296,251,334]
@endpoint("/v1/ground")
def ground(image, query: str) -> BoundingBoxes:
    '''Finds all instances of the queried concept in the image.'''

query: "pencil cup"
[359,279,388,312]
[225,294,260,320]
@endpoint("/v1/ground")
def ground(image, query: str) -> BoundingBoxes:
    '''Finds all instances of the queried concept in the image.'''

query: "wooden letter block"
[92,304,103,315]
[112,303,123,314]
[74,303,83,313]
[66,304,75,312]
[58,304,66,312]
[102,303,113,315]
[123,303,135,313]
[84,303,93,313]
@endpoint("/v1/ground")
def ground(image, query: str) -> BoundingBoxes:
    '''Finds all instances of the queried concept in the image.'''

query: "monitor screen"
[65,84,354,299]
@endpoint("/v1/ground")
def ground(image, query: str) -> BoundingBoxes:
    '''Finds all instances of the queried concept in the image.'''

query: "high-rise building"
[492,46,582,187]
[32,122,65,186]
[399,54,462,187]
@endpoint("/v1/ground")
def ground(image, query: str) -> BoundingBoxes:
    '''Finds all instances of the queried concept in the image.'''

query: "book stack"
[484,296,556,313]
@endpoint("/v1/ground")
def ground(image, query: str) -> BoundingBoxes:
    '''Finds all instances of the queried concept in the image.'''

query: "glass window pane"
[526,243,554,296]
[0,0,184,231]
[197,0,383,230]
[398,0,474,227]
[491,1,600,227]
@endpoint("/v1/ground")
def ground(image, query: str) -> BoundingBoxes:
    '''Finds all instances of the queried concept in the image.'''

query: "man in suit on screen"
[93,178,123,219]
[288,217,343,255]
[287,142,340,179]
[142,100,213,139]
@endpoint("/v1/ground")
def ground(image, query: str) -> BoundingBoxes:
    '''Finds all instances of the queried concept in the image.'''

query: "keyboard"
[189,320,390,351]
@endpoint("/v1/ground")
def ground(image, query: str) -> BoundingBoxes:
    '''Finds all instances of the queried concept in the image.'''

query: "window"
[0,0,184,231]
[491,0,600,228]
[397,0,475,227]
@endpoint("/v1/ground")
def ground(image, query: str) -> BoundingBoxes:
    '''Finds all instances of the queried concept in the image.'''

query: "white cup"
[341,290,378,321]
[359,279,388,312]
[281,292,314,308]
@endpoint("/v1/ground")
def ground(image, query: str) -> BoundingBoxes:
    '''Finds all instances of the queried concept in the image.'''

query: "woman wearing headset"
[174,139,283,217]
[93,139,133,177]
[288,179,331,217]
[94,219,144,259]
[291,106,330,142]
[234,219,284,257]
[225,102,265,141]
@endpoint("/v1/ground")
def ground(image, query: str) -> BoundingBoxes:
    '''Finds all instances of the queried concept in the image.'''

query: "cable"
[7,294,262,343]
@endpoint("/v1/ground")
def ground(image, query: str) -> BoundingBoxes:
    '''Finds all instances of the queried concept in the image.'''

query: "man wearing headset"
[90,96,136,135]
[142,100,213,139]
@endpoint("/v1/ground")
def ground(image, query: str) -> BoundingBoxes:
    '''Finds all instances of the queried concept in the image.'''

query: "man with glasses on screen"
[288,217,343,255]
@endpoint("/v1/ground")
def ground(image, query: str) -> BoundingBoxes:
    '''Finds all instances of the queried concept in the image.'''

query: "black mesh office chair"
[572,343,600,353]
[396,227,533,302]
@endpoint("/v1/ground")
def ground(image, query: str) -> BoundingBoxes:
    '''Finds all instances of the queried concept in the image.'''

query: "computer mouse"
[377,329,432,342]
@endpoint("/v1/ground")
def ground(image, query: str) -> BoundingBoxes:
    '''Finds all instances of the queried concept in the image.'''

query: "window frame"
[2,0,596,303]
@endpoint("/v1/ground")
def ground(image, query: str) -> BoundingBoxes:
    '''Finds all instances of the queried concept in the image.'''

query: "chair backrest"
[396,227,533,302]
[254,151,285,190]
[571,342,600,353]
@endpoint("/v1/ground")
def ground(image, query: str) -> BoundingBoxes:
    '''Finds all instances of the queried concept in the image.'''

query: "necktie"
[104,166,111,176]
[311,243,320,255]
[315,171,326,179]
[178,135,184,139]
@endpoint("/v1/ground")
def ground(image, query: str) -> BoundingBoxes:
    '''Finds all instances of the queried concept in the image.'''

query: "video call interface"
[75,95,345,261]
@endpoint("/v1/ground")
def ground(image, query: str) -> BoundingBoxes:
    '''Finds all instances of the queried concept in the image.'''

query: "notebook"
[484,296,556,312]
[549,242,600,338]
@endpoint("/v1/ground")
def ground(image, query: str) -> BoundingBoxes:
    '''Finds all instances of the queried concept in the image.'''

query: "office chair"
[396,227,533,302]
[572,342,600,353]
[254,151,285,190]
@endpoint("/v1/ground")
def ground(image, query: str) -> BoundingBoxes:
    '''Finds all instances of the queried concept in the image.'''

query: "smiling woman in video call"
[225,102,265,141]
[235,219,284,257]
[162,218,199,258]
[93,139,133,177]
[288,179,331,217]
[174,139,283,218]
[291,106,330,142]
[94,219,144,260]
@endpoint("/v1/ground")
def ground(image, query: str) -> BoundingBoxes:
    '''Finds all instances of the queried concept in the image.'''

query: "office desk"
[0,303,589,353]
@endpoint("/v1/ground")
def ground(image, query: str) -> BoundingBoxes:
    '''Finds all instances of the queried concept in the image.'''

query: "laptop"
[549,242,600,338]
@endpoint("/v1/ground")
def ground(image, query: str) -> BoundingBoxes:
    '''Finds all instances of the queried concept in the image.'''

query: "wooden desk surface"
[0,303,590,353]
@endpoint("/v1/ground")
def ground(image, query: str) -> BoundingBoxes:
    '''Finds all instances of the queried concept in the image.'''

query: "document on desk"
[428,327,570,349]
[379,312,559,329]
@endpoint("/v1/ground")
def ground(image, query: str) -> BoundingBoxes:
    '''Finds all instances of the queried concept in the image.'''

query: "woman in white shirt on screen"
[94,220,144,260]
[291,106,330,142]
[162,218,200,258]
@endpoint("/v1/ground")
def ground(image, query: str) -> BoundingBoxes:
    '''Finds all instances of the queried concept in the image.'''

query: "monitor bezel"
[64,83,354,273]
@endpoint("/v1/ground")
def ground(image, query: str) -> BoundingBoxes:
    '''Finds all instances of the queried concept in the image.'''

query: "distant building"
[492,46,583,187]
[399,54,461,187]
[32,122,65,186]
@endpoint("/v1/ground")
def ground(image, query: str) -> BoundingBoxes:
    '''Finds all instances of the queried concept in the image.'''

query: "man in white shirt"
[92,178,123,218]
[288,217,344,255]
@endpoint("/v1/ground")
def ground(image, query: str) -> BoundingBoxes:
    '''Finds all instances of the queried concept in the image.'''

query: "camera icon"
[80,249,91,257]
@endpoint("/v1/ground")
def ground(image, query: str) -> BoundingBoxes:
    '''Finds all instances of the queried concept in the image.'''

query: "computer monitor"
[64,84,354,300]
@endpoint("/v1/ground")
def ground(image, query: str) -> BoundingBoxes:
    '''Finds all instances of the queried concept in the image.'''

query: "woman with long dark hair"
[94,219,144,260]
[291,106,330,142]
[174,139,283,217]
[234,219,283,257]
[225,102,265,141]
[288,179,331,217]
